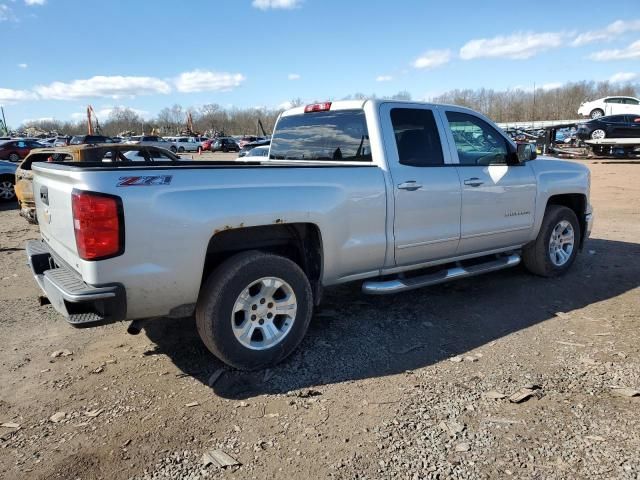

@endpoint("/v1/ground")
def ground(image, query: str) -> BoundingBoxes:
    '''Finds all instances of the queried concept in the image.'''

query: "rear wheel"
[178,146,185,153]
[590,129,606,140]
[196,251,313,370]
[170,146,177,153]
[590,109,604,119]
[8,152,20,162]
[523,205,580,277]
[0,176,16,202]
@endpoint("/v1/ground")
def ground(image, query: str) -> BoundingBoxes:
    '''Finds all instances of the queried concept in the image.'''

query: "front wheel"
[196,251,313,370]
[170,146,177,153]
[178,146,185,153]
[8,152,20,162]
[590,109,604,119]
[523,205,580,277]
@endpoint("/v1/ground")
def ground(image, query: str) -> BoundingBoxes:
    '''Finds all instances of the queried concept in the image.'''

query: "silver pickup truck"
[27,100,593,370]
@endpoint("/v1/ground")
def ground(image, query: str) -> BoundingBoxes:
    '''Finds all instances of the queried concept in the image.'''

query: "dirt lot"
[0,159,638,480]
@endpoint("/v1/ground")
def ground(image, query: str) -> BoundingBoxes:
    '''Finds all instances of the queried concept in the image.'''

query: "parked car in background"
[126,135,178,153]
[211,138,240,152]
[0,139,46,161]
[38,138,57,147]
[576,114,640,140]
[14,144,182,223]
[238,135,260,148]
[0,160,17,201]
[174,136,202,152]
[578,96,640,119]
[54,136,71,147]
[241,144,269,160]
[69,135,114,146]
[238,139,270,157]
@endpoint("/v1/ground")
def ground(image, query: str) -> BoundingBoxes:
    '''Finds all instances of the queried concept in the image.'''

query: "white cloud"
[376,75,393,82]
[34,75,172,100]
[541,82,563,90]
[25,0,46,5]
[0,4,16,22]
[609,71,638,83]
[0,87,36,104]
[460,32,565,60]
[412,49,450,69]
[572,19,640,46]
[22,117,54,124]
[252,0,301,10]
[287,73,301,80]
[18,63,28,69]
[174,70,245,93]
[589,40,640,61]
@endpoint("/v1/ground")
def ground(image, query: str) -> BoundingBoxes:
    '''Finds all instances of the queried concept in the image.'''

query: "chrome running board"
[362,254,521,295]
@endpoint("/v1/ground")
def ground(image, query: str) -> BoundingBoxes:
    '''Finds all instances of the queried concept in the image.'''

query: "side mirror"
[516,143,537,162]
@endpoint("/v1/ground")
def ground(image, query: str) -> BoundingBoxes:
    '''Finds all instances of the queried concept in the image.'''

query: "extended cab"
[27,100,593,370]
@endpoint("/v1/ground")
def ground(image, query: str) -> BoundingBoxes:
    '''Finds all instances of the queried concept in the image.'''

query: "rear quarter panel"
[36,165,388,319]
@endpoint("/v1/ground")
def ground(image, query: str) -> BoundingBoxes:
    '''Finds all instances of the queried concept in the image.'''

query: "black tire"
[522,205,580,277]
[0,175,16,202]
[170,146,177,153]
[590,109,604,119]
[196,250,313,370]
[8,152,20,162]
[178,146,185,153]
[222,147,228,153]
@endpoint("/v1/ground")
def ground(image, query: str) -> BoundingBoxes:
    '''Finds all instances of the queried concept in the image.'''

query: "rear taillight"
[304,102,332,113]
[71,190,124,261]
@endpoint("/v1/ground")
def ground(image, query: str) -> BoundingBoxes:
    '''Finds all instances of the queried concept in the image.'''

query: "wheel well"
[547,194,587,246]
[202,223,323,304]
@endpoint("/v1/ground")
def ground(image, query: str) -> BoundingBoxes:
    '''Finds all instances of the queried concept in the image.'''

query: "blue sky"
[1,0,639,126]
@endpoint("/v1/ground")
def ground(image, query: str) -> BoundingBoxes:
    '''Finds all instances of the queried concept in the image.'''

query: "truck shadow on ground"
[143,238,639,400]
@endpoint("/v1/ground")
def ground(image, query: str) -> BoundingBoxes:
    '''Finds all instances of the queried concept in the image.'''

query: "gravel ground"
[0,159,638,480]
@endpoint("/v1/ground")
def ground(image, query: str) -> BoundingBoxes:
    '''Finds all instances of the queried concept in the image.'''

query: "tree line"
[18,80,639,136]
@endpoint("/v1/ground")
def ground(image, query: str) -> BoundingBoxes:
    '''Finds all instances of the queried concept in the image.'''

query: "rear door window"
[390,108,444,167]
[270,109,371,161]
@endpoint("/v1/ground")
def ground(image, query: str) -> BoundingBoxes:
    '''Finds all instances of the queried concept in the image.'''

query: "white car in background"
[578,96,640,119]
[173,136,202,152]
[240,145,269,160]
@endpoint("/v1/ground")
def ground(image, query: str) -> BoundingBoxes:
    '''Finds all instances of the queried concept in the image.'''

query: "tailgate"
[32,163,82,270]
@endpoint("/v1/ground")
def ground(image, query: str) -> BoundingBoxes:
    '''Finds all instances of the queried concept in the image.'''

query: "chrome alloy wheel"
[231,277,297,350]
[0,180,15,200]
[548,220,575,266]
[590,129,606,140]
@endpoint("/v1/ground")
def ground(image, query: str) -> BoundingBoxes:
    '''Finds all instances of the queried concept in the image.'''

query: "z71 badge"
[117,175,173,187]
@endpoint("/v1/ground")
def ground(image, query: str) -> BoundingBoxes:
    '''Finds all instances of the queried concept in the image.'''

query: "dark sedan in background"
[577,114,640,140]
[211,138,240,153]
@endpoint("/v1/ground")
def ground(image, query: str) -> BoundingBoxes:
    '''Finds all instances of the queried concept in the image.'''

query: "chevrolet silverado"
[26,100,593,370]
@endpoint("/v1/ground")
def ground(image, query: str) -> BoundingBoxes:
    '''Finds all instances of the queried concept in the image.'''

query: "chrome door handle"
[464,177,484,187]
[398,181,422,191]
